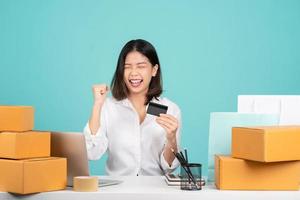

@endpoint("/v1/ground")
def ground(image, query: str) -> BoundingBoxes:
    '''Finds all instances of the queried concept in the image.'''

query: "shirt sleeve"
[83,103,108,161]
[160,107,182,174]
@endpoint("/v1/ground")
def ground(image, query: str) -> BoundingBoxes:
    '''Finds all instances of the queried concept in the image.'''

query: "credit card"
[146,102,168,116]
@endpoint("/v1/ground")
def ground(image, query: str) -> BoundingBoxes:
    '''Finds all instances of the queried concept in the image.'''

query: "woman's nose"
[129,67,139,74]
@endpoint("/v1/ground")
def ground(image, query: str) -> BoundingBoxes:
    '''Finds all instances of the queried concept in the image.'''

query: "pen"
[170,148,200,189]
[184,148,188,164]
[180,151,185,162]
[175,152,192,184]
[176,151,194,185]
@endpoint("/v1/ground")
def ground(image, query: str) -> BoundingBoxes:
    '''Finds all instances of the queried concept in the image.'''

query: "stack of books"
[164,173,205,186]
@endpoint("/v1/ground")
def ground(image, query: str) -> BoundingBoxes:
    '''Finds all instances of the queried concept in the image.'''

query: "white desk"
[1,176,300,200]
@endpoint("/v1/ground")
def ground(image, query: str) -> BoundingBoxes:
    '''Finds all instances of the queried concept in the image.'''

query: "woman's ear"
[152,64,159,77]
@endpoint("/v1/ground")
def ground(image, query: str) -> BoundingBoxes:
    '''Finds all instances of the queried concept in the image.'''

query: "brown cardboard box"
[215,155,300,190]
[0,106,34,132]
[0,157,67,194]
[232,126,300,162]
[0,131,50,159]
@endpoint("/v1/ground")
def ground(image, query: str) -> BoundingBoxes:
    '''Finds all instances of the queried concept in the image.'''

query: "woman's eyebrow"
[136,61,147,65]
[125,61,147,65]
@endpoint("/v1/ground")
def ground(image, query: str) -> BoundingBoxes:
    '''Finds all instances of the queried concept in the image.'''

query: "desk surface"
[1,176,300,200]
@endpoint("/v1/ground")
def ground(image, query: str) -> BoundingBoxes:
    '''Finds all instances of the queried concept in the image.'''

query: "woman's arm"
[89,84,108,135]
[156,113,180,166]
[84,84,109,160]
[163,137,178,166]
[89,104,102,135]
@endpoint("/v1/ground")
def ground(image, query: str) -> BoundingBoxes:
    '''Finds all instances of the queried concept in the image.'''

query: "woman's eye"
[138,65,146,68]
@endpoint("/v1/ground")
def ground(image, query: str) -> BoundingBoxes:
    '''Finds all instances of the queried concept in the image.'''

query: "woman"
[83,39,181,176]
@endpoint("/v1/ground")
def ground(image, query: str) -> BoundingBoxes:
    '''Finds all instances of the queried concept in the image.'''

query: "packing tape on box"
[73,176,98,192]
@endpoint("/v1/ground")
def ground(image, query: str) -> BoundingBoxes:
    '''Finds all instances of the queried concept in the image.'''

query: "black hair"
[111,39,162,104]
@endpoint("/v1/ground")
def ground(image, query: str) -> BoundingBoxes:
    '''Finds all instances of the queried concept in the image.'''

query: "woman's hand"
[156,114,178,142]
[89,84,109,135]
[92,84,109,107]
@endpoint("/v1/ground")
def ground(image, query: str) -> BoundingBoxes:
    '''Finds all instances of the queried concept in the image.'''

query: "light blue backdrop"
[1,0,300,175]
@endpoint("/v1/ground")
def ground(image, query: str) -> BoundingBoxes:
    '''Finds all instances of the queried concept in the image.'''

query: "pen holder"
[180,163,202,190]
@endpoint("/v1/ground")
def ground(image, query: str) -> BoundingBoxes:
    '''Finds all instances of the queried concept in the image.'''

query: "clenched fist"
[92,84,109,106]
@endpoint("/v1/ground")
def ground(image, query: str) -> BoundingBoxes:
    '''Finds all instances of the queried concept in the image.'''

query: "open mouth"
[129,79,143,88]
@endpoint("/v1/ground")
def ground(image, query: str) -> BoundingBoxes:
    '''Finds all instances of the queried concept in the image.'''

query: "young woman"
[83,39,181,176]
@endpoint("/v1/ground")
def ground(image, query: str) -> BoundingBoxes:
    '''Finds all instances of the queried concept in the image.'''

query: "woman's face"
[123,51,158,96]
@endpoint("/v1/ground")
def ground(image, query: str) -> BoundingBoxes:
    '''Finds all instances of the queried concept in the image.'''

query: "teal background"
[1,0,300,176]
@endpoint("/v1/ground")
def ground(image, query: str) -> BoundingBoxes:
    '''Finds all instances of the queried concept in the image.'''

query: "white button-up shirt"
[83,96,181,176]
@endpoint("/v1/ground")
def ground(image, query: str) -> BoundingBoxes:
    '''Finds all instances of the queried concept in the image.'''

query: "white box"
[238,95,300,125]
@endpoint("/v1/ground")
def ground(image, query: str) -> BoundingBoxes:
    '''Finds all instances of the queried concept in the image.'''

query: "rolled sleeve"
[160,149,180,174]
[83,109,108,160]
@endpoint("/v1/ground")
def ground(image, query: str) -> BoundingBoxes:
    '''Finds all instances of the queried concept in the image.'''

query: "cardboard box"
[0,131,50,159]
[232,126,300,162]
[0,106,34,132]
[207,112,278,181]
[215,155,300,190]
[0,157,67,194]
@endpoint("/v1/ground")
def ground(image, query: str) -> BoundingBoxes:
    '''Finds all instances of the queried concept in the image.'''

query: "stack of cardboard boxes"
[215,126,300,190]
[0,106,66,194]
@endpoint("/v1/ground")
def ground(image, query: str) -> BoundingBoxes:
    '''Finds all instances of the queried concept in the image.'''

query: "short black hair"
[111,39,163,105]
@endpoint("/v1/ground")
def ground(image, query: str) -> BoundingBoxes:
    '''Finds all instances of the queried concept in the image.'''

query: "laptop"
[50,131,122,187]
